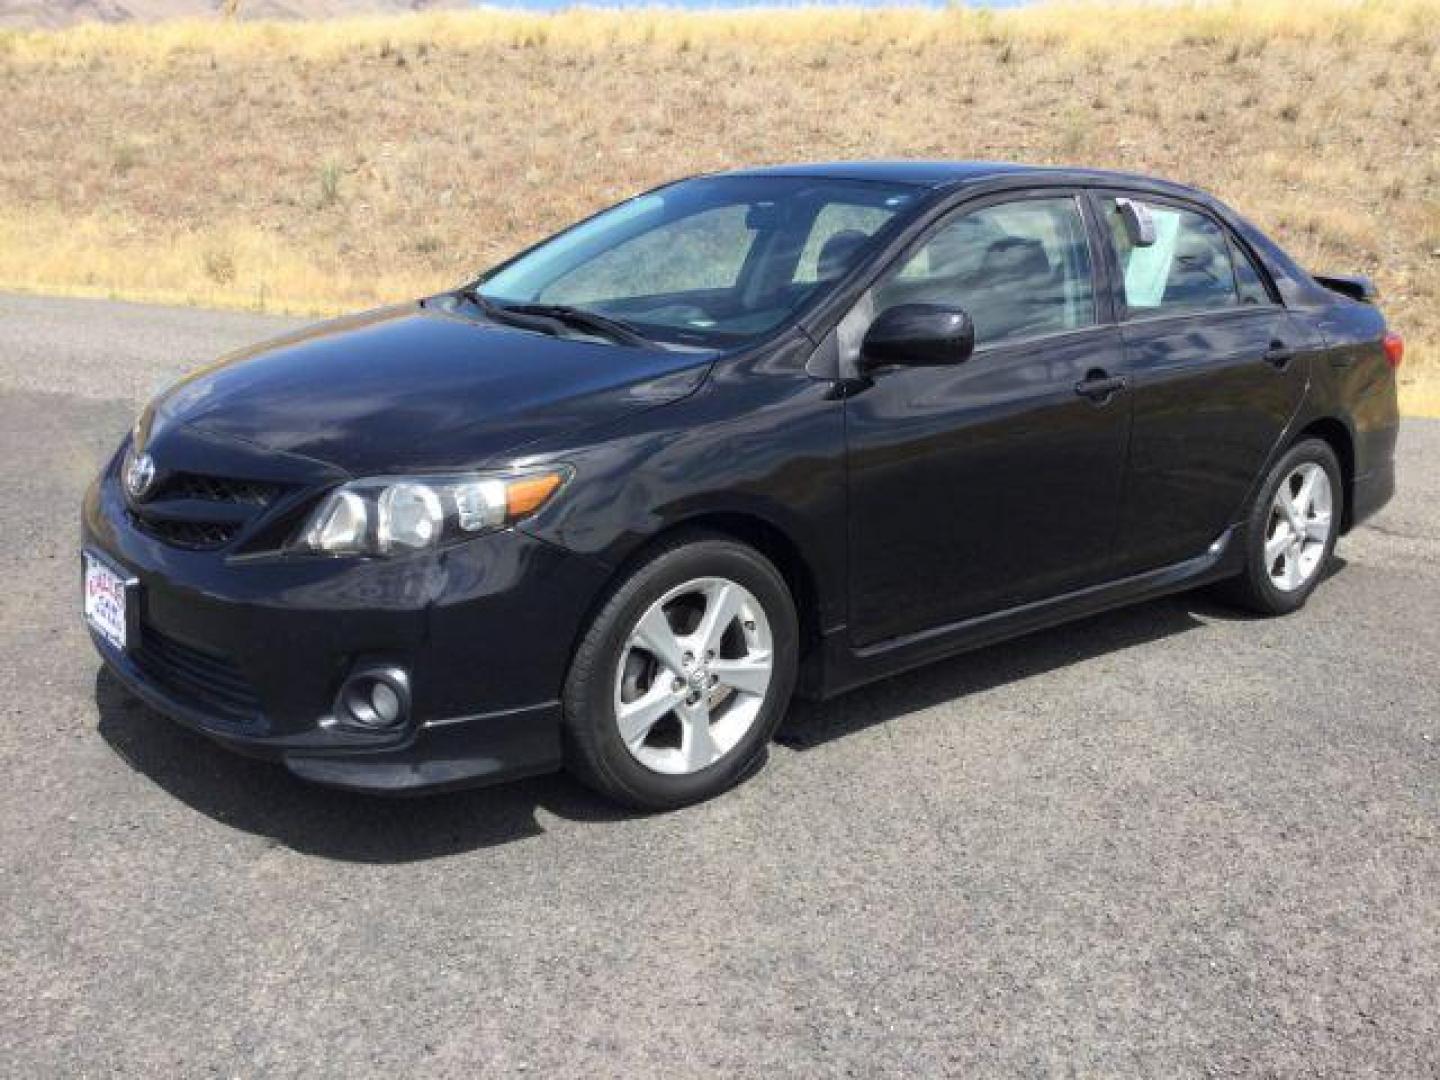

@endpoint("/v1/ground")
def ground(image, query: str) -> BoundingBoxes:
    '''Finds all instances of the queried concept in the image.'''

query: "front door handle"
[1074,370,1128,403]
[1264,340,1295,369]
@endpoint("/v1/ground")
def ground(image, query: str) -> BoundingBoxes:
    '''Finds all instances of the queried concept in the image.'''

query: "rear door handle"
[1074,370,1128,402]
[1264,340,1295,369]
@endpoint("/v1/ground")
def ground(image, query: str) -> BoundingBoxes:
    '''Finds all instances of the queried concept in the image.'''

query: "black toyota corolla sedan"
[82,162,1401,808]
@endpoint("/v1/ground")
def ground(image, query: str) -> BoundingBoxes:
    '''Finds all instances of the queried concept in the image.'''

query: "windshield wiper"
[451,285,567,336]
[498,303,654,348]
[455,287,655,348]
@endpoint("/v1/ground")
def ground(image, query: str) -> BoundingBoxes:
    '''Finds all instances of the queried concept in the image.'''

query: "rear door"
[844,192,1132,646]
[1092,192,1313,576]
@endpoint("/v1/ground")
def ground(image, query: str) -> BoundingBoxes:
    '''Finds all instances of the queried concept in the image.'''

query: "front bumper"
[83,460,610,794]
[96,642,564,792]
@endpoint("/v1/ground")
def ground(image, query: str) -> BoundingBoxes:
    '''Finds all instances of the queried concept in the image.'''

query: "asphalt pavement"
[1,292,1437,1077]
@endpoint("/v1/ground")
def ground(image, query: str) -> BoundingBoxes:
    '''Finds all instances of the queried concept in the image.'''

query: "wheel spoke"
[1293,467,1319,517]
[710,654,772,697]
[1304,511,1332,543]
[1276,488,1304,535]
[679,704,719,771]
[1282,543,1303,589]
[694,580,743,655]
[1265,525,1292,564]
[633,606,687,677]
[617,684,682,748]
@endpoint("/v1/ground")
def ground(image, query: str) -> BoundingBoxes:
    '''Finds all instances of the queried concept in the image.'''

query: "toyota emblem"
[125,451,156,501]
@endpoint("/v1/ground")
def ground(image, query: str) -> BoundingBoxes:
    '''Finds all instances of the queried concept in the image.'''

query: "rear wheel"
[562,534,798,810]
[1216,438,1342,615]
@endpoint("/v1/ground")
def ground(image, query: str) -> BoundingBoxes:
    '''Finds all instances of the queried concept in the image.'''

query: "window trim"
[1226,232,1280,308]
[1087,189,1284,326]
[970,319,1116,360]
[854,189,1104,357]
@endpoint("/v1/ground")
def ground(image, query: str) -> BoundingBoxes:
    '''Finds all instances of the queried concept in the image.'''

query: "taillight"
[1383,331,1404,369]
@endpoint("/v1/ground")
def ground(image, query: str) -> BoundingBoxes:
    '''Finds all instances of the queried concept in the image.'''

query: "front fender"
[518,359,849,633]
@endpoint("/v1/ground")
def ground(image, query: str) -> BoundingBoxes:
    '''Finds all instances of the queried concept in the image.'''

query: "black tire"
[561,532,799,810]
[1215,437,1343,616]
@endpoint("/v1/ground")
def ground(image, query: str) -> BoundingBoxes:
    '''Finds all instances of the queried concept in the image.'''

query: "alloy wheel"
[613,576,774,775]
[1265,462,1334,592]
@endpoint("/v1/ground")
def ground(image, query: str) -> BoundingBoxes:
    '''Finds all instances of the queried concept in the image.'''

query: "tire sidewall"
[1244,439,1343,614]
[566,539,799,808]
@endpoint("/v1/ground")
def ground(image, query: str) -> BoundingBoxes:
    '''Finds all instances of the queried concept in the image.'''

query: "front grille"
[133,517,243,550]
[133,625,262,726]
[150,472,284,507]
[129,469,292,551]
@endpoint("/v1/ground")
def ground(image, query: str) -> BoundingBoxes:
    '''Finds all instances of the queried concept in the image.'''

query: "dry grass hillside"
[0,1,465,30]
[0,1,1436,411]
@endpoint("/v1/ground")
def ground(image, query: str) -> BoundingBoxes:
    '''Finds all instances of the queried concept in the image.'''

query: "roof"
[723,160,1206,199]
[724,160,1040,186]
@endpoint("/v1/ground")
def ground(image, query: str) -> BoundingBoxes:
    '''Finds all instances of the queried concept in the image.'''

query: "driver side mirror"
[861,304,975,370]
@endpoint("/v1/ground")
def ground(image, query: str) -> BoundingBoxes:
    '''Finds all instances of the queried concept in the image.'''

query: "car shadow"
[778,591,1204,749]
[777,556,1348,750]
[95,667,641,863]
[95,561,1347,863]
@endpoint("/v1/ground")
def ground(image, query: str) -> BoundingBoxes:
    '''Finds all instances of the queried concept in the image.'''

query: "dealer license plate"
[83,551,130,652]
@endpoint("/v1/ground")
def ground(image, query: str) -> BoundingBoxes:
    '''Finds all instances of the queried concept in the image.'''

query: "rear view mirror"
[861,304,975,369]
[1116,198,1157,247]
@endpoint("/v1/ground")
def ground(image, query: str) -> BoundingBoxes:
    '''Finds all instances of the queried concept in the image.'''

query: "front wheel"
[562,534,799,810]
[1216,437,1343,616]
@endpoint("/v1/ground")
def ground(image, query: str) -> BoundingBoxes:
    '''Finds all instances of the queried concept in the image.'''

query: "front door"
[1092,193,1313,576]
[844,194,1133,647]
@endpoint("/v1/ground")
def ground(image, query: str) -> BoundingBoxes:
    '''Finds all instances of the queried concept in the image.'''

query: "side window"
[539,205,755,304]
[871,197,1096,348]
[1102,197,1241,315]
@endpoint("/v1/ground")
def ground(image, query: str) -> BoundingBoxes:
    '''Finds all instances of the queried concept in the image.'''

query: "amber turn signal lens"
[505,472,565,520]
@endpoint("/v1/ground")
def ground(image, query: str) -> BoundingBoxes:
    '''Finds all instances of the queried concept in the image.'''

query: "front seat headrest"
[979,237,1051,283]
[816,230,871,281]
[1172,231,1220,275]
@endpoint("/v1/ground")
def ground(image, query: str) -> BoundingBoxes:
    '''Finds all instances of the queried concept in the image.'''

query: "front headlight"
[295,468,568,556]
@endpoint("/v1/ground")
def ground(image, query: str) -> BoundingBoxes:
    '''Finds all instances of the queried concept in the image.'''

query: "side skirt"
[810,528,1242,700]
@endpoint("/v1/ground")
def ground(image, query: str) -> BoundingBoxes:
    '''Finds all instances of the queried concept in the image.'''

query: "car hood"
[146,302,712,475]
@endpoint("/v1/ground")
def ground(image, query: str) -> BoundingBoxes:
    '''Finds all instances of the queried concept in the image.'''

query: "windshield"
[477,175,921,348]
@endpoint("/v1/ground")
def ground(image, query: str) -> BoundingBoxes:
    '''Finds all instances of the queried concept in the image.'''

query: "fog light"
[369,681,401,725]
[335,663,410,732]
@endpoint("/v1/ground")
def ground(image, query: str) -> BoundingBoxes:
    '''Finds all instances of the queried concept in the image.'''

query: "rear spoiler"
[1313,273,1379,303]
